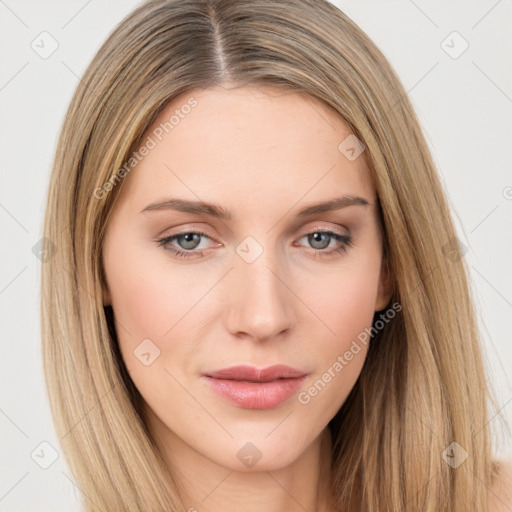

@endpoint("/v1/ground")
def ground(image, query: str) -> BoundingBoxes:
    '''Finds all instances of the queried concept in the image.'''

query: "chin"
[207,429,312,472]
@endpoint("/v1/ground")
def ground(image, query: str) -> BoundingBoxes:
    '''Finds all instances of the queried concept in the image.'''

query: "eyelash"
[156,229,353,260]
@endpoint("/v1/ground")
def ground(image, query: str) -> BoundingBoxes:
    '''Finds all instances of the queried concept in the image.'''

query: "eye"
[156,230,216,259]
[156,228,353,260]
[296,229,353,256]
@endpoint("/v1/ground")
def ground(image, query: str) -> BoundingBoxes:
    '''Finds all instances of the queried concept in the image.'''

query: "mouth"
[202,364,308,410]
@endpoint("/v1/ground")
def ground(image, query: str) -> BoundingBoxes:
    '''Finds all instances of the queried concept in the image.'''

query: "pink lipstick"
[202,364,307,410]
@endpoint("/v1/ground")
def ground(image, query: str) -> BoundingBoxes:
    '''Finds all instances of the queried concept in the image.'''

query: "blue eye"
[156,229,352,259]
[298,230,352,254]
[156,230,212,259]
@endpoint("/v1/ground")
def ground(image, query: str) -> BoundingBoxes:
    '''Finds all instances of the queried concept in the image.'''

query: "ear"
[375,256,394,312]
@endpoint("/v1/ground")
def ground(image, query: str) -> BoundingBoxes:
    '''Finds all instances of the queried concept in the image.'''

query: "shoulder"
[488,457,512,512]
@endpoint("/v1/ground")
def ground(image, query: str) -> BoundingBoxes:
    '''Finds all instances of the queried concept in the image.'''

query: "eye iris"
[309,232,330,250]
[178,233,201,250]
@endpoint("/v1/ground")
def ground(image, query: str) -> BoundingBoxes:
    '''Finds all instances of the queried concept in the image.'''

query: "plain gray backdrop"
[1,1,511,510]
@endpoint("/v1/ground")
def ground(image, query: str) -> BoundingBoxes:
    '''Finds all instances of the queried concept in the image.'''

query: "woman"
[41,0,511,510]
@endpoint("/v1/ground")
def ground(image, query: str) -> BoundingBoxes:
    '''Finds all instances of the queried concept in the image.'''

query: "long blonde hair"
[41,0,502,510]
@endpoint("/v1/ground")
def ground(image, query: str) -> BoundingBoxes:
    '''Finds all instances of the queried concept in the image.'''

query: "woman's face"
[102,85,392,472]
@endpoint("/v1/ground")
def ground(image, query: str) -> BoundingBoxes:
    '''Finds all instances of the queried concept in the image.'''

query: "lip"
[204,364,307,382]
[202,364,308,410]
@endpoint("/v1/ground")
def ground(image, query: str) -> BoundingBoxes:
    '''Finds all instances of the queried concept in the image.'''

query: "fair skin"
[103,87,512,512]
[489,458,512,512]
[102,84,390,511]
[100,84,512,511]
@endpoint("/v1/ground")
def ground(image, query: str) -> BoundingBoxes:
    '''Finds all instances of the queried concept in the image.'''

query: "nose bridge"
[226,235,294,340]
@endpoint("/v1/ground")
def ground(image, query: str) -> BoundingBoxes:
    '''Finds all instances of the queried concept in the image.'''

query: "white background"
[0,1,510,510]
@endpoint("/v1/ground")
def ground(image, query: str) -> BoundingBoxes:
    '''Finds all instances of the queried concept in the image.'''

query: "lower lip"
[203,376,307,410]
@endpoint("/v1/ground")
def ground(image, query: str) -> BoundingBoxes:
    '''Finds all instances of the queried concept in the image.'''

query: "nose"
[225,247,296,342]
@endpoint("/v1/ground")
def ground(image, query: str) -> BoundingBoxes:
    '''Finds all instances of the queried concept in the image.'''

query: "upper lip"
[203,364,307,382]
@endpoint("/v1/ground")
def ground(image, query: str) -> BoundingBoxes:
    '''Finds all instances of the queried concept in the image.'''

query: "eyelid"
[157,222,349,245]
[156,228,220,249]
[156,223,353,261]
[297,222,350,236]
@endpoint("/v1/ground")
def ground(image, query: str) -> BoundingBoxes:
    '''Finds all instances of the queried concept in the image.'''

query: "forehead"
[114,85,375,213]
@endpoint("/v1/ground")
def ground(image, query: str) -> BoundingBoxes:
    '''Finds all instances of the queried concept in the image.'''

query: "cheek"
[306,255,382,348]
[323,272,377,343]
[103,239,203,374]
[101,229,382,470]
[296,257,381,414]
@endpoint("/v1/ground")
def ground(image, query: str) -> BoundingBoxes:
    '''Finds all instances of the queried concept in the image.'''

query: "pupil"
[311,232,329,249]
[180,233,199,249]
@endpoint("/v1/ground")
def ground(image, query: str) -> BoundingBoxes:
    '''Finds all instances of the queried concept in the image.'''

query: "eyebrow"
[140,195,370,219]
